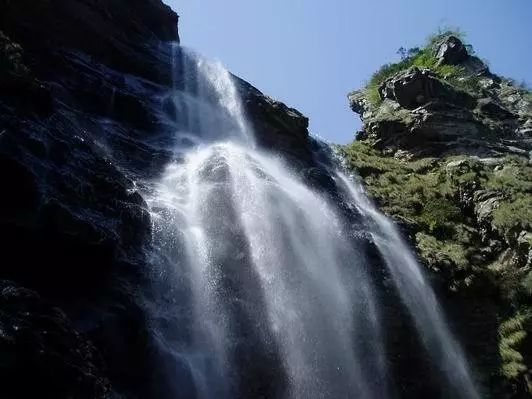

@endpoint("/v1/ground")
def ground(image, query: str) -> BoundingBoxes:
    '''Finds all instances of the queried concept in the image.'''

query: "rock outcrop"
[238,77,314,167]
[345,33,532,398]
[436,35,469,65]
[349,36,532,158]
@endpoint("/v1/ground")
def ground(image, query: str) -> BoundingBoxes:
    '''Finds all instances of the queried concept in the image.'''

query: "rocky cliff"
[344,32,531,398]
[3,2,530,398]
[0,2,319,398]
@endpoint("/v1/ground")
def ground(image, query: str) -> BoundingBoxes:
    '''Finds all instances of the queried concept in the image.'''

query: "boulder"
[379,67,459,109]
[436,35,469,65]
[237,77,314,167]
[348,90,369,115]
[476,98,516,120]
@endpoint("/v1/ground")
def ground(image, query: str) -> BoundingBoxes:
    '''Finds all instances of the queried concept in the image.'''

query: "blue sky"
[166,0,532,144]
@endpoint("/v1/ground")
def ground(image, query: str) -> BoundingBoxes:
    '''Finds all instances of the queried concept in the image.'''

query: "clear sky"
[165,0,532,144]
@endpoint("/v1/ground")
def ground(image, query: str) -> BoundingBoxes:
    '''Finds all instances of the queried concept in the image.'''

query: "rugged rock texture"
[237,77,315,167]
[349,36,532,158]
[0,0,179,84]
[0,1,323,397]
[345,33,532,398]
[436,35,469,65]
[0,280,110,398]
[0,1,178,396]
[379,66,471,109]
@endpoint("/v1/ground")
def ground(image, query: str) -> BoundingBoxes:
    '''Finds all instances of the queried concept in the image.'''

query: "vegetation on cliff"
[362,29,481,106]
[342,141,531,294]
[344,30,532,397]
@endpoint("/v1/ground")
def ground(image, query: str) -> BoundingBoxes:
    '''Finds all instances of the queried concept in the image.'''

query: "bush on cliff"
[362,28,480,106]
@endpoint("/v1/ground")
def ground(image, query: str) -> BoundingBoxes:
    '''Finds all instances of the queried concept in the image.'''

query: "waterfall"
[143,45,479,399]
[335,173,480,399]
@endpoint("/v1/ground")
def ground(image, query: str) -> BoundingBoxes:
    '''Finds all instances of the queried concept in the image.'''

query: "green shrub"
[486,160,532,194]
[416,232,469,270]
[492,195,532,231]
[499,313,529,379]
[419,199,462,235]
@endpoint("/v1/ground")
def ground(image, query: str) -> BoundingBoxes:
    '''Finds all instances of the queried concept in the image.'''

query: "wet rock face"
[0,1,180,396]
[0,281,110,399]
[0,31,53,114]
[0,30,30,82]
[0,0,179,84]
[0,0,183,285]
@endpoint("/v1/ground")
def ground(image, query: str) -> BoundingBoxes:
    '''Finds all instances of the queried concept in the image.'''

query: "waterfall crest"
[143,45,479,399]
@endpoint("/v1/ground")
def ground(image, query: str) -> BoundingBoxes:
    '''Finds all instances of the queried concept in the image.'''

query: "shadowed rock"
[0,280,110,398]
[436,35,469,66]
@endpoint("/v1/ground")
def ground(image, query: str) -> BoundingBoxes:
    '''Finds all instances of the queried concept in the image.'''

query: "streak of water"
[336,172,480,399]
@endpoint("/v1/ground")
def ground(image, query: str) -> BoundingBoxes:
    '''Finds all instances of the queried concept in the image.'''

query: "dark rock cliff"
[0,1,179,396]
[345,34,531,398]
[0,2,317,397]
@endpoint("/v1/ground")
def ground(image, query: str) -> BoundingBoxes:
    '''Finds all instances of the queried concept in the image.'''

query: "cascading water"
[335,173,480,399]
[144,45,479,398]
